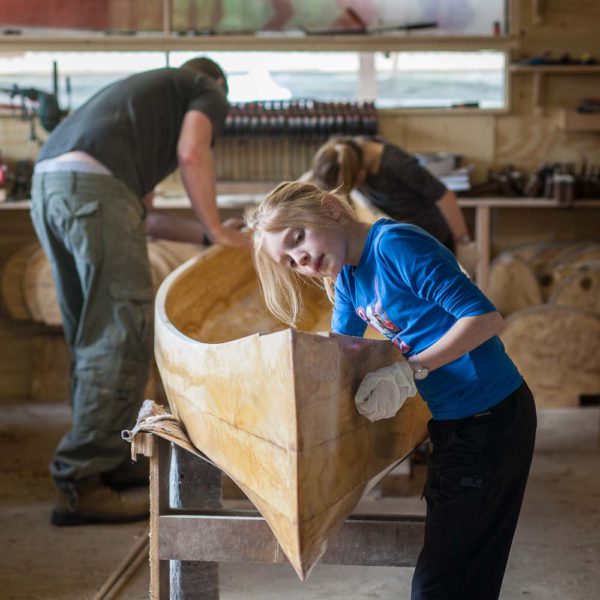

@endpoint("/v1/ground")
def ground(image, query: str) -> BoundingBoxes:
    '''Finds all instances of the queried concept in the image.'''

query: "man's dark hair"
[179,57,228,95]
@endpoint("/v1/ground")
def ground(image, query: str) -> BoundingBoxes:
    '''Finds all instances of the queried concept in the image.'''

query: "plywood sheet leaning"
[487,241,600,316]
[154,246,431,580]
[520,241,591,301]
[0,241,39,320]
[549,245,600,298]
[487,253,542,316]
[1,240,203,326]
[501,305,600,407]
[549,261,600,316]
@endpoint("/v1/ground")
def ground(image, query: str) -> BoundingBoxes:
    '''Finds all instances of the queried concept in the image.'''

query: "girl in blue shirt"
[249,181,537,600]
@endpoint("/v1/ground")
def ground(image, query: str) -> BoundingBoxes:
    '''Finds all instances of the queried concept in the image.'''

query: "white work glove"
[456,240,481,278]
[354,362,417,422]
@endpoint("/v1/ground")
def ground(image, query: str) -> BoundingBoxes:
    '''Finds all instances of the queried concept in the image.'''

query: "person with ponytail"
[311,135,480,275]
[248,180,536,600]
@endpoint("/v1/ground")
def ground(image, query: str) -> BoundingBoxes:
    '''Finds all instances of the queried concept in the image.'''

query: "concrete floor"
[0,402,599,599]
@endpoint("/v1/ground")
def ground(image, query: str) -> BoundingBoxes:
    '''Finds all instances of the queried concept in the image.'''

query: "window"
[374,51,506,109]
[0,49,507,111]
[170,51,361,103]
[172,50,507,109]
[0,52,166,109]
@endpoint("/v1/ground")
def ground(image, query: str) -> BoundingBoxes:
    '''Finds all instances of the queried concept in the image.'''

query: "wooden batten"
[154,246,430,579]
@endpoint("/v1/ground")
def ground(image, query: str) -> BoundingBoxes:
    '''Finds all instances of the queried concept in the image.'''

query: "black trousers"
[411,382,537,600]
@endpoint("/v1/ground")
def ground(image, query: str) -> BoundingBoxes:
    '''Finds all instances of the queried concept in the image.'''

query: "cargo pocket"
[66,200,103,265]
[430,432,494,508]
[72,368,141,435]
[108,281,154,356]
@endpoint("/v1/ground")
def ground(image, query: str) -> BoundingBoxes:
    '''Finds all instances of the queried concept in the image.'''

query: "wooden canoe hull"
[155,246,430,579]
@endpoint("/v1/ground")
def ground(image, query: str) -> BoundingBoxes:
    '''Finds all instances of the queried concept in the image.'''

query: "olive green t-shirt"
[38,68,229,198]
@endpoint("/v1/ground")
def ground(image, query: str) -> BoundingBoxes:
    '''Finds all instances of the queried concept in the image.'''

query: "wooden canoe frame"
[154,245,431,579]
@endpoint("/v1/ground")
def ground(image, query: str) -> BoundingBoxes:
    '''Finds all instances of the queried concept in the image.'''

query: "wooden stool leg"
[150,435,171,599]
[169,446,222,599]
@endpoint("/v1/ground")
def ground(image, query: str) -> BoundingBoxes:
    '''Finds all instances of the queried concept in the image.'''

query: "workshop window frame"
[0,47,510,116]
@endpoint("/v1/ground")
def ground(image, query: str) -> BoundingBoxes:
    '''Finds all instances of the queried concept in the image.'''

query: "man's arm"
[411,311,504,373]
[143,191,209,243]
[437,189,480,275]
[177,110,249,248]
[436,189,469,243]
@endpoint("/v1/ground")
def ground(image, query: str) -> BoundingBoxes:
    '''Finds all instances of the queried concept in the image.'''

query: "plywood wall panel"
[517,0,600,56]
[510,76,535,115]
[495,115,554,170]
[389,116,494,182]
[377,114,407,148]
[0,315,37,402]
[0,116,42,161]
[495,115,600,171]
[491,207,600,255]
[0,206,39,403]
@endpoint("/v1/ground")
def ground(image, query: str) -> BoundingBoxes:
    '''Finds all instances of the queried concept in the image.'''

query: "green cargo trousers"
[30,171,153,490]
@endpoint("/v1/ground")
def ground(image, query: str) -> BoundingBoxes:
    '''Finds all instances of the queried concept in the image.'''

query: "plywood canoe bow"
[154,244,430,580]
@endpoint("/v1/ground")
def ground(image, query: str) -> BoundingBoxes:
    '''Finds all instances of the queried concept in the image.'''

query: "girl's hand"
[355,362,417,422]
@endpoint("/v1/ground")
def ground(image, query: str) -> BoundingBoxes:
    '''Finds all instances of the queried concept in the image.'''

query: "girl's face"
[262,219,348,279]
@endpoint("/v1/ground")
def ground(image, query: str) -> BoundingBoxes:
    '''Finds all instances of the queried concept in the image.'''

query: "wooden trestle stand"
[133,431,425,599]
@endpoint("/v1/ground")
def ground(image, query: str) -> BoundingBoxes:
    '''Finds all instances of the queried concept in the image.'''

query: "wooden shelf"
[457,197,600,292]
[457,198,600,208]
[510,64,600,112]
[0,33,518,53]
[557,109,600,131]
[510,64,600,74]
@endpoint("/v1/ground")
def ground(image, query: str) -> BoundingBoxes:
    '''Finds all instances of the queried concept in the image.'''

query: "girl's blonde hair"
[311,136,364,193]
[247,180,358,326]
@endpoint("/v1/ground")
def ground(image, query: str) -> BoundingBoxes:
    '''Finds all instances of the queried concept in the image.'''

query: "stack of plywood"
[0,239,203,403]
[1,239,202,327]
[488,241,600,407]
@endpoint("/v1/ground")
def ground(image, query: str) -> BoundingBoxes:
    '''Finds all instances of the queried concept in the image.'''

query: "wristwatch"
[408,355,429,380]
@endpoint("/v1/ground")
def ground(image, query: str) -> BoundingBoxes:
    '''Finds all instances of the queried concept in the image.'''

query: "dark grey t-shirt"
[38,68,229,198]
[362,143,452,248]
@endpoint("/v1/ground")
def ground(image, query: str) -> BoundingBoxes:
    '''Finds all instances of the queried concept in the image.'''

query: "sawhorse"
[134,432,425,599]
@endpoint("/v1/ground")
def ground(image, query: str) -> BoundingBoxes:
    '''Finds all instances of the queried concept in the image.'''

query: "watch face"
[415,368,429,380]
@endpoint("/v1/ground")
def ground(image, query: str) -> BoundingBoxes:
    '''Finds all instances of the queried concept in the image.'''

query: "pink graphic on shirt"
[355,280,411,353]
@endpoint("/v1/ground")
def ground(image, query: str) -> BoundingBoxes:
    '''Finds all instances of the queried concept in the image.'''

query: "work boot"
[101,456,149,490]
[51,480,149,526]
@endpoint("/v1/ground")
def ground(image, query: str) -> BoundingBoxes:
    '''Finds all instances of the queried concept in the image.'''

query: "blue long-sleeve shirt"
[331,219,523,419]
